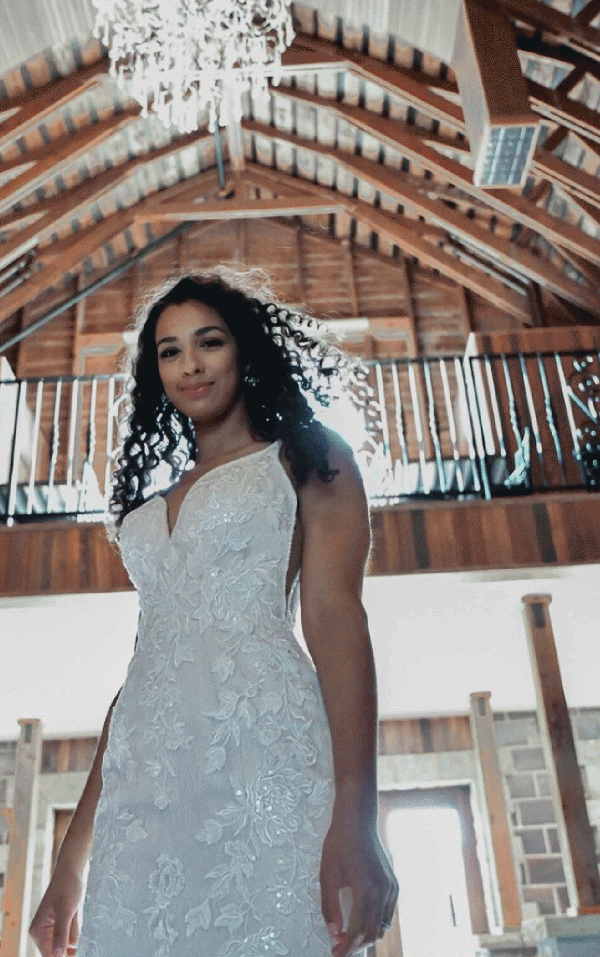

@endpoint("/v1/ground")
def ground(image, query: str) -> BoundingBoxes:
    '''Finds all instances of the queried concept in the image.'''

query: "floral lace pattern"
[78,442,335,957]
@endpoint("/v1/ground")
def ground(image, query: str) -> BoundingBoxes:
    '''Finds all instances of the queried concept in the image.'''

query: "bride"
[30,268,398,957]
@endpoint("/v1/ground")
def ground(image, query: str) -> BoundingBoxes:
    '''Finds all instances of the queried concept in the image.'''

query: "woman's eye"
[158,348,178,359]
[202,339,224,347]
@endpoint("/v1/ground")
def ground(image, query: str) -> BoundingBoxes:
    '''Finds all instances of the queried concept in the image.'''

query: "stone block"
[573,710,600,741]
[512,748,546,771]
[523,885,555,916]
[518,799,556,826]
[516,828,546,854]
[507,774,536,798]
[495,722,533,746]
[526,856,566,885]
[537,774,552,796]
[546,828,560,853]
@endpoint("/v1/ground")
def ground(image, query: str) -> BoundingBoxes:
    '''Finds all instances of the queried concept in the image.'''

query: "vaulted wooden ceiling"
[2,0,600,357]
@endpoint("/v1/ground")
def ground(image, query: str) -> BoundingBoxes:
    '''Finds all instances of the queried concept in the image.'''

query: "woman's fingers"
[320,864,344,942]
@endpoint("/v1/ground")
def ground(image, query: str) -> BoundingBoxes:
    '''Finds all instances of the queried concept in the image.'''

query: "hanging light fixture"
[91,0,295,133]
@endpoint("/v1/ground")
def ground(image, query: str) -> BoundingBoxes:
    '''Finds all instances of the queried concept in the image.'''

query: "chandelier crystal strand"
[92,0,295,133]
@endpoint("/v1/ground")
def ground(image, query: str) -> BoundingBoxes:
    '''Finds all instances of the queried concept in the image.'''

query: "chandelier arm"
[91,0,295,133]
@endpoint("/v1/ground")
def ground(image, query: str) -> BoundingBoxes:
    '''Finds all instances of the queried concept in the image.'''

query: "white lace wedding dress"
[78,440,336,957]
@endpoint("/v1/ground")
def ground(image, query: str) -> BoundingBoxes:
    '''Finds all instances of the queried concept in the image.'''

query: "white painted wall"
[2,563,600,739]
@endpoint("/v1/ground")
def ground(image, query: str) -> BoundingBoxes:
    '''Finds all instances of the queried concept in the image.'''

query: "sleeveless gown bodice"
[78,440,335,957]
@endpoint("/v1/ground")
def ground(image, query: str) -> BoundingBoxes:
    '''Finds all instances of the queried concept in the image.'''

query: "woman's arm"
[29,690,120,957]
[298,430,398,957]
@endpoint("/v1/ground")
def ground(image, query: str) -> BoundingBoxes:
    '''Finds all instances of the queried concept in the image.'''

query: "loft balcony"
[3,349,600,595]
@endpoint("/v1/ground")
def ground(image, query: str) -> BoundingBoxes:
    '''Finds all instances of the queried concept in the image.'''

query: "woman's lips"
[181,383,212,397]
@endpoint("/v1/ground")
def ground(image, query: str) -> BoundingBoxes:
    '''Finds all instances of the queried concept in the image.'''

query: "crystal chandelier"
[91,0,295,133]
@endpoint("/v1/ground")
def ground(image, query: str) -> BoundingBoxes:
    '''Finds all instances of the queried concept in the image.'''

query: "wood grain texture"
[367,492,600,576]
[4,492,600,596]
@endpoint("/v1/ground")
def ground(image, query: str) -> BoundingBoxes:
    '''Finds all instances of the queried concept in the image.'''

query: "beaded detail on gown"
[78,440,335,957]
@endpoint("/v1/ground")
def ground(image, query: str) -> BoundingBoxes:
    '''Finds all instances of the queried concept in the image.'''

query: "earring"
[242,364,259,388]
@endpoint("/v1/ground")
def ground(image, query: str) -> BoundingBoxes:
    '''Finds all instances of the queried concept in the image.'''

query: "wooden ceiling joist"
[0,127,213,272]
[269,85,600,258]
[0,58,108,153]
[138,195,345,222]
[0,106,140,215]
[244,119,600,311]
[242,163,530,319]
[281,33,465,131]
[488,0,600,59]
[0,168,221,327]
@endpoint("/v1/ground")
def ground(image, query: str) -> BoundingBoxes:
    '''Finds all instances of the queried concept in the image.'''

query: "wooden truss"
[2,0,600,338]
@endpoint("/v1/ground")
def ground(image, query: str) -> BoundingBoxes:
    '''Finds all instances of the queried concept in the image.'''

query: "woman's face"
[154,300,243,426]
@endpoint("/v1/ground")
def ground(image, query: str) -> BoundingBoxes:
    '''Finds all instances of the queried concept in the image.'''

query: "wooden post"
[522,595,600,914]
[469,692,522,930]
[0,719,43,957]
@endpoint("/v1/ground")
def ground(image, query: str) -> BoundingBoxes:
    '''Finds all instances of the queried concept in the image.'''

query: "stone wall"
[1,711,599,953]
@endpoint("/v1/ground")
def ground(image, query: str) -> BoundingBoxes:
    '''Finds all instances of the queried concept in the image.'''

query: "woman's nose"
[182,347,204,374]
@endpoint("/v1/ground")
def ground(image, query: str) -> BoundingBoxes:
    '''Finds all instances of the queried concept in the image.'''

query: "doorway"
[379,786,488,957]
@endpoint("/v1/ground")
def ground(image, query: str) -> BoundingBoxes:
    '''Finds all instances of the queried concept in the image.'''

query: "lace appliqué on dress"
[78,442,335,957]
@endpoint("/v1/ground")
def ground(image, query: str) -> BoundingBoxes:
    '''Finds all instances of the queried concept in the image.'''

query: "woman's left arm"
[298,431,398,957]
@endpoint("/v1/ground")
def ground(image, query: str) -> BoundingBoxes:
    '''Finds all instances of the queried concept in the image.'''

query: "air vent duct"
[452,0,539,187]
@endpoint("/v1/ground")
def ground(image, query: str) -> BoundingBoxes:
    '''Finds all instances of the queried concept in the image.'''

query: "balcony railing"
[1,350,600,522]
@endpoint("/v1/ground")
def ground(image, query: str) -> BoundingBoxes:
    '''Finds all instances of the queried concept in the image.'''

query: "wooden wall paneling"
[341,239,359,316]
[379,716,472,756]
[5,492,600,595]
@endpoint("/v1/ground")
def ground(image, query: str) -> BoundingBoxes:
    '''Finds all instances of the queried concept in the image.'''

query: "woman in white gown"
[30,269,398,957]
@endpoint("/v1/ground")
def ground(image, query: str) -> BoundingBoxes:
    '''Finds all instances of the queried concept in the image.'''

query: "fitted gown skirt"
[77,442,337,957]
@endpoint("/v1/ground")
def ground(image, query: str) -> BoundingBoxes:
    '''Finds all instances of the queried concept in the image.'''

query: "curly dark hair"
[108,267,371,532]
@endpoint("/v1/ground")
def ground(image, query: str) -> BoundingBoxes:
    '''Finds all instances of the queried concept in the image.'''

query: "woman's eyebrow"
[156,325,224,347]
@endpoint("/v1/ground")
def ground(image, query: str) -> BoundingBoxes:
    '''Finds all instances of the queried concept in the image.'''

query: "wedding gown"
[77,440,336,957]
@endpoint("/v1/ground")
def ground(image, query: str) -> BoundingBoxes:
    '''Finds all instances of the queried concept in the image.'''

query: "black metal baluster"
[555,352,582,481]
[6,380,25,522]
[391,361,409,497]
[440,358,464,494]
[26,379,44,514]
[423,358,446,494]
[407,360,429,494]
[537,352,566,486]
[483,355,507,461]
[374,362,395,496]
[519,353,545,487]
[463,357,491,499]
[48,378,62,511]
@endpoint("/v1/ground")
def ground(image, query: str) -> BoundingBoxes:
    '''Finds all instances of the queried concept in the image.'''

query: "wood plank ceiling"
[2,0,600,354]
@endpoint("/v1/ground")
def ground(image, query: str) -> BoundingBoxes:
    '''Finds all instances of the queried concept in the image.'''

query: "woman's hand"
[320,807,399,957]
[29,866,83,957]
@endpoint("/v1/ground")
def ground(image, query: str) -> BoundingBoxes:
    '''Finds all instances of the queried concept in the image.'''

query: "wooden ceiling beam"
[0,208,135,329]
[516,32,600,87]
[243,163,529,319]
[0,106,140,216]
[577,0,600,27]
[0,59,109,152]
[283,33,465,131]
[483,0,600,60]
[0,129,213,272]
[255,90,600,273]
[137,196,345,221]
[527,78,600,146]
[0,164,233,326]
[245,123,600,313]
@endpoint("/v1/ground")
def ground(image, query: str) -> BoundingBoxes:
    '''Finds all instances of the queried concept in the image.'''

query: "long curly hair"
[108,267,371,532]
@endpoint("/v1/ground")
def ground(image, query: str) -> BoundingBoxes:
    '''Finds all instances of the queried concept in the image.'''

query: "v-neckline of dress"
[160,441,279,541]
